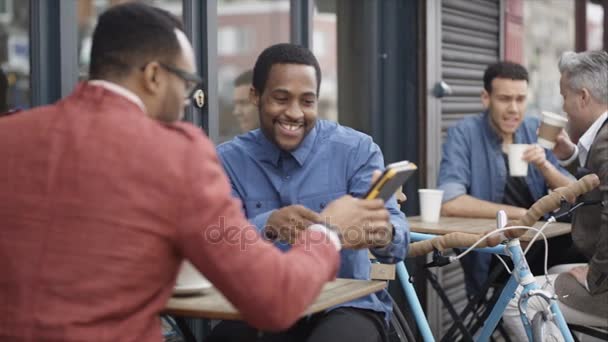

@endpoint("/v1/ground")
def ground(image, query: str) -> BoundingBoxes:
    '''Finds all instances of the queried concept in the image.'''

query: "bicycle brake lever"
[424,249,452,268]
[558,198,571,213]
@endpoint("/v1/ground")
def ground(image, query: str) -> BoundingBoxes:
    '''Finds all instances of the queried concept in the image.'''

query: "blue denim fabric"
[217,120,409,322]
[438,112,573,295]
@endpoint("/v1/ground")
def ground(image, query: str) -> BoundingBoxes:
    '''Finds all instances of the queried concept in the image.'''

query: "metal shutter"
[441,0,500,136]
[426,0,501,339]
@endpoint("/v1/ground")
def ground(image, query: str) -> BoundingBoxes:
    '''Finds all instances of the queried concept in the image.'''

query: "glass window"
[587,2,604,51]
[0,0,30,112]
[77,0,183,80]
[523,0,575,116]
[217,0,290,143]
[313,0,337,123]
[218,26,254,56]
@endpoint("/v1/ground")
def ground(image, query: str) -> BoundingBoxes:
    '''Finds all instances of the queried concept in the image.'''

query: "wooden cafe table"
[407,215,572,242]
[164,278,386,340]
[165,278,386,320]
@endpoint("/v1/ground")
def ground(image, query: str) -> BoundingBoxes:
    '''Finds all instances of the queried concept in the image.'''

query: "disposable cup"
[508,144,529,177]
[538,111,568,149]
[418,189,444,223]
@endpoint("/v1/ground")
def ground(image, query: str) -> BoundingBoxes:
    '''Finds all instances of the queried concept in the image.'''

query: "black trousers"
[205,307,388,342]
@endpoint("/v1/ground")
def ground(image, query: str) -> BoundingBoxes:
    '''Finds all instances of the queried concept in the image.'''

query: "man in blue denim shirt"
[209,44,408,342]
[438,62,573,295]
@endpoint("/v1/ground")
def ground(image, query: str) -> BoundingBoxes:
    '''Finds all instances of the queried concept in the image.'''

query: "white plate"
[173,261,213,296]
[173,282,213,296]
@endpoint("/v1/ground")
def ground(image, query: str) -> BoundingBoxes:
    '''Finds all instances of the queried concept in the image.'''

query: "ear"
[580,88,591,107]
[481,89,490,109]
[249,86,260,106]
[141,62,163,95]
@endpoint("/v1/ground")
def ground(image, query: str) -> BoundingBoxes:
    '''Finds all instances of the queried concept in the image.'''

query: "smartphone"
[364,161,417,202]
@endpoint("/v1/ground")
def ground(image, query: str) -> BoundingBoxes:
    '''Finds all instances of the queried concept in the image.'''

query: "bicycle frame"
[398,231,575,342]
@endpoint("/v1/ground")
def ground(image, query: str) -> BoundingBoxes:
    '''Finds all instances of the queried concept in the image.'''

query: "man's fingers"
[359,198,385,209]
[523,145,541,156]
[395,188,406,207]
[366,208,390,222]
[368,233,392,247]
[294,205,322,224]
[522,150,535,161]
[371,169,383,184]
[395,190,406,203]
[523,145,536,154]
[369,222,392,233]
[522,146,545,163]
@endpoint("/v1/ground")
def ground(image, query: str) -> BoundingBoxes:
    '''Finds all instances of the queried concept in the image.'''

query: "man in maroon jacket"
[0,3,391,341]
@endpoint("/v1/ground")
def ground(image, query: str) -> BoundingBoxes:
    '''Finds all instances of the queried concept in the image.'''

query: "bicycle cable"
[452,226,550,282]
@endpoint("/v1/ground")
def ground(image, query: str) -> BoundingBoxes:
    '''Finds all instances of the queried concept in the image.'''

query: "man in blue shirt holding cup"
[438,62,574,296]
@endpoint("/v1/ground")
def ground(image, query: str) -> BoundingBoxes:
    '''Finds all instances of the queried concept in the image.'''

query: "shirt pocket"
[299,190,347,213]
[244,198,280,219]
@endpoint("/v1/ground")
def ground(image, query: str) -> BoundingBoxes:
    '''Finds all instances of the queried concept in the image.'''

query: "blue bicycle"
[393,174,600,342]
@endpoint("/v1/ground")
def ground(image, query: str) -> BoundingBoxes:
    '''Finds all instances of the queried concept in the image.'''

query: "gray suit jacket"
[556,120,608,317]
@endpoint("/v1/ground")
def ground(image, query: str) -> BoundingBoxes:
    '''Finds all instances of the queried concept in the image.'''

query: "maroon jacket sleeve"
[175,132,340,331]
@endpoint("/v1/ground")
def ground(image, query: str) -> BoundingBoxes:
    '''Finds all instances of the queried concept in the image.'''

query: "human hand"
[568,265,589,289]
[395,188,406,208]
[508,207,528,220]
[266,205,321,242]
[522,144,549,168]
[553,129,577,160]
[370,169,406,207]
[320,195,391,249]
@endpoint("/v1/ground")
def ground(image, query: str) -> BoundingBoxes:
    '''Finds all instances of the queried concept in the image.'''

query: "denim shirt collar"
[482,111,502,147]
[255,121,319,167]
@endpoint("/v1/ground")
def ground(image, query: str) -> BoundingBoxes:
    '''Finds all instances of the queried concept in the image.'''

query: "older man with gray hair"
[503,50,608,340]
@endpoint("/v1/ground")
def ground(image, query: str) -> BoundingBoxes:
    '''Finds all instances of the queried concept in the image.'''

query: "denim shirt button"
[255,202,262,209]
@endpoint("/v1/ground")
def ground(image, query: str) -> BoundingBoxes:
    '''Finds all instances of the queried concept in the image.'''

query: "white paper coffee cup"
[538,111,568,149]
[507,144,529,177]
[418,189,444,223]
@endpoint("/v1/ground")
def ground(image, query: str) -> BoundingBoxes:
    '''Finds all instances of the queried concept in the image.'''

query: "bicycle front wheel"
[532,311,564,342]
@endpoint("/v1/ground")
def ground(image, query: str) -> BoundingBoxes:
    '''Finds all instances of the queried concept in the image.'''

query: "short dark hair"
[483,61,529,93]
[252,43,321,95]
[89,2,184,79]
[234,69,253,87]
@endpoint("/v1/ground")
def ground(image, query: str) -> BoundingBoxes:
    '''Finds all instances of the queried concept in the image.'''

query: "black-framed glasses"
[158,62,203,99]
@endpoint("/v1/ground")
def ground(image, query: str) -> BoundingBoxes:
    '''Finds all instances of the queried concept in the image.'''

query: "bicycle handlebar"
[504,173,599,238]
[407,231,495,257]
[407,174,600,257]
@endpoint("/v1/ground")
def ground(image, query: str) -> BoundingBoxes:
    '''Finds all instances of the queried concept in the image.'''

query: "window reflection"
[523,1,574,116]
[587,2,604,51]
[313,0,338,123]
[217,0,290,143]
[0,0,30,112]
